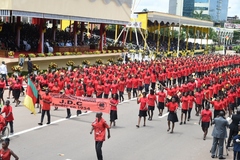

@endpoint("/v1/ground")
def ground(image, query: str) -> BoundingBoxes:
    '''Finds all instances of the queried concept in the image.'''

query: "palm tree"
[193,10,211,21]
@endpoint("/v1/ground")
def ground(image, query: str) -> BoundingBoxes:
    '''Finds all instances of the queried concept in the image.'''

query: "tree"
[208,28,218,42]
[233,30,240,44]
[142,8,148,12]
[193,10,211,21]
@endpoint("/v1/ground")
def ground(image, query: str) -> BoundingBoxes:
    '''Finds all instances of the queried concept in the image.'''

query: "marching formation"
[0,54,239,159]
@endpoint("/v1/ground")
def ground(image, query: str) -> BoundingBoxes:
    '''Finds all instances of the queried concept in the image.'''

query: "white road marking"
[158,113,169,118]
[6,98,138,138]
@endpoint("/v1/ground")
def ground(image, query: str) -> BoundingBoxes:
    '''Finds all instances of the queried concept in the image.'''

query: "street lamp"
[177,0,182,57]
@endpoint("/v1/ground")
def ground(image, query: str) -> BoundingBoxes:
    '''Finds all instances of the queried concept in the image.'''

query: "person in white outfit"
[0,61,8,86]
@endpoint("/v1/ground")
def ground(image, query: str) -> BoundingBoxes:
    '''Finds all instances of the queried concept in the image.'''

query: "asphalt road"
[3,91,234,160]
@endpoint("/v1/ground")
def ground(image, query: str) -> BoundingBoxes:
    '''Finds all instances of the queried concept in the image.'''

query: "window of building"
[194,7,209,10]
[195,0,209,3]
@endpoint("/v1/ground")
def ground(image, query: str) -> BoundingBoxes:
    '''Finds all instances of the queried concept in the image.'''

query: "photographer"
[210,111,229,159]
[227,109,240,149]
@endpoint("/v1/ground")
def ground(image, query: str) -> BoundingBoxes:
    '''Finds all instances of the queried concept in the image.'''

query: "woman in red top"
[51,82,60,110]
[12,79,22,107]
[118,77,125,102]
[136,92,148,128]
[1,100,14,134]
[147,89,157,121]
[180,92,189,125]
[199,104,212,140]
[208,96,224,118]
[187,91,195,121]
[150,70,157,90]
[166,97,179,133]
[111,80,118,98]
[194,88,204,116]
[156,87,166,116]
[126,75,133,100]
[96,81,104,98]
[0,78,5,108]
[38,90,52,125]
[144,72,151,93]
[0,138,19,160]
[103,81,111,99]
[132,75,139,98]
[109,94,119,128]
[86,83,94,97]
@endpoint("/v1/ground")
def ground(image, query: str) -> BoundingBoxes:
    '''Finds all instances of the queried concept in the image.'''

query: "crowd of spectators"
[0,23,203,53]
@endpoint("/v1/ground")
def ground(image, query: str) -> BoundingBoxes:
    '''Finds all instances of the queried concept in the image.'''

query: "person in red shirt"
[132,75,139,98]
[65,84,74,118]
[0,138,19,160]
[151,70,157,90]
[180,92,189,125]
[0,78,6,108]
[136,92,148,128]
[228,88,237,117]
[51,82,60,111]
[109,94,119,127]
[199,104,212,140]
[166,97,179,133]
[187,91,195,121]
[147,89,157,121]
[110,80,118,98]
[38,90,52,125]
[90,112,110,160]
[12,79,22,107]
[144,72,151,93]
[194,88,204,116]
[156,87,166,116]
[118,77,125,102]
[208,96,224,118]
[86,83,94,97]
[96,81,104,98]
[126,75,133,100]
[0,100,14,134]
[103,81,111,99]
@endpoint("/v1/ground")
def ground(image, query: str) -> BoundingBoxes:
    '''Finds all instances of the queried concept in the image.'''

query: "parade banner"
[40,92,110,114]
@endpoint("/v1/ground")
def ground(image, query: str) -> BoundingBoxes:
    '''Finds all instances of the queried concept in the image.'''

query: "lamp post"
[177,0,182,57]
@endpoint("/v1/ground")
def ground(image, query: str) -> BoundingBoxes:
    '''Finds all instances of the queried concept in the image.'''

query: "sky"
[134,0,239,17]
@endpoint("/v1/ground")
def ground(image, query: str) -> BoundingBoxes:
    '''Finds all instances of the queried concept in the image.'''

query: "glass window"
[195,0,209,2]
[194,7,209,10]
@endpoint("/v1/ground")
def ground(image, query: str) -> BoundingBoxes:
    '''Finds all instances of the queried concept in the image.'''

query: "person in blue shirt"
[233,131,240,160]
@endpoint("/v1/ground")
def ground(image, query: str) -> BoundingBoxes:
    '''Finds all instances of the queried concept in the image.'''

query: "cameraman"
[210,111,229,159]
[227,109,240,149]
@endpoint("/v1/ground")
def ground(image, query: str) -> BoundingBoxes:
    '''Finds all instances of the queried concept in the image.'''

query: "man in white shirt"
[0,61,8,86]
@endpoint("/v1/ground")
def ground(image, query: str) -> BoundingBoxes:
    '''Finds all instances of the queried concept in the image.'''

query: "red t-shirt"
[132,78,138,89]
[92,118,110,141]
[201,109,212,122]
[42,95,52,110]
[2,106,14,122]
[126,79,132,88]
[110,99,119,111]
[138,97,148,110]
[211,101,223,110]
[181,96,189,110]
[147,94,156,106]
[157,91,166,103]
[166,102,178,112]
[86,87,94,96]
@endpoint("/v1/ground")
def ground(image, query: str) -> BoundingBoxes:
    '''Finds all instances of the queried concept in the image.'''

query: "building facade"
[169,0,229,22]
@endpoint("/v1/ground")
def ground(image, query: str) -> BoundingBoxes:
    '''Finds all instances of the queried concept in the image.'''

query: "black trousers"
[227,129,238,146]
[1,74,8,86]
[5,121,13,133]
[95,141,103,160]
[41,110,50,123]
[67,108,71,116]
[103,94,109,99]
[97,93,103,98]
[234,151,240,160]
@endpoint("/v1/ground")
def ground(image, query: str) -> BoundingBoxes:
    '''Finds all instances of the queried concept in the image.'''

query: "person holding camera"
[227,109,240,149]
[210,111,229,159]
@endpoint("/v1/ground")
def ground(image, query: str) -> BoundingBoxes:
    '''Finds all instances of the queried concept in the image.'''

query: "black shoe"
[218,157,226,159]
[180,122,182,125]
[184,121,186,124]
[38,123,43,125]
[211,155,215,158]
[46,122,50,125]
[66,114,71,119]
